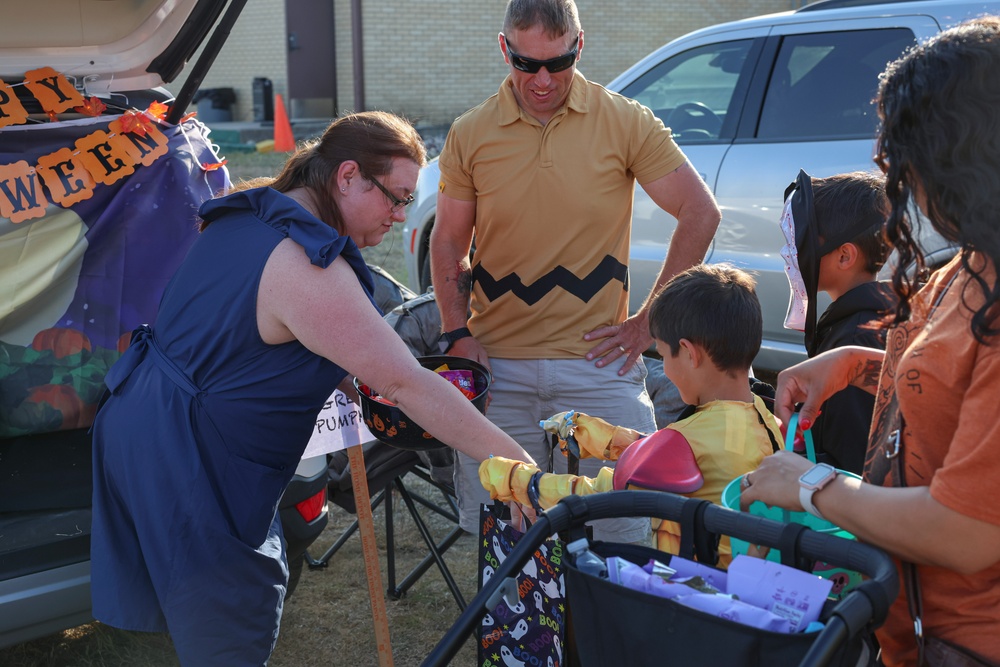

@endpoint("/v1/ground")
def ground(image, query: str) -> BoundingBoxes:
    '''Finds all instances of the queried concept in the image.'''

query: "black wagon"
[423,491,898,667]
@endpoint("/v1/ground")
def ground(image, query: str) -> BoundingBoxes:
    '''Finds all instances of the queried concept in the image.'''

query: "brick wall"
[173,1,286,123]
[178,0,800,126]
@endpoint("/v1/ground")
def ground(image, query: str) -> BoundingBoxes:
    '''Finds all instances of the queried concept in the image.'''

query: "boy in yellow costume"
[481,265,780,565]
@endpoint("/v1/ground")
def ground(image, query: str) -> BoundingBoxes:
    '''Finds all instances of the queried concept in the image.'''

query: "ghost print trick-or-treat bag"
[478,503,566,667]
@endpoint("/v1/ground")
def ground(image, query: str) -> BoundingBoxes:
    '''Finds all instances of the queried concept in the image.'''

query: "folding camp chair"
[304,439,467,609]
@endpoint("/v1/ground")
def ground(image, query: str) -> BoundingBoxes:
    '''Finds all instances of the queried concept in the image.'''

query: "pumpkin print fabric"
[0,116,227,438]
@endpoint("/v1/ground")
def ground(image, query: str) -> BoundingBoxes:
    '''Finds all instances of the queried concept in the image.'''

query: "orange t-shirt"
[865,253,1000,666]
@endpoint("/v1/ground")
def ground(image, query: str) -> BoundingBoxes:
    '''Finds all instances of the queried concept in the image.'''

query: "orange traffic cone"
[273,93,295,152]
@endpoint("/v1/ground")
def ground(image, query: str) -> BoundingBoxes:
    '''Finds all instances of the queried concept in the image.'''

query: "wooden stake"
[347,444,395,667]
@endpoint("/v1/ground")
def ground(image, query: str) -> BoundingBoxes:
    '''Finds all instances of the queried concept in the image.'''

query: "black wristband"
[527,471,545,514]
[439,326,473,353]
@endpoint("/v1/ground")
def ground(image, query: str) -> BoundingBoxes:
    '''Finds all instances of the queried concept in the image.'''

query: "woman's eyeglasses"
[502,34,579,74]
[367,176,414,213]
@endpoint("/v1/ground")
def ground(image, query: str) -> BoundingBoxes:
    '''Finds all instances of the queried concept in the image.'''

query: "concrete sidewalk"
[199,118,330,152]
[200,118,451,155]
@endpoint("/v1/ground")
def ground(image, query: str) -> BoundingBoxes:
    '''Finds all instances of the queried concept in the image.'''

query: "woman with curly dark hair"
[742,17,1000,666]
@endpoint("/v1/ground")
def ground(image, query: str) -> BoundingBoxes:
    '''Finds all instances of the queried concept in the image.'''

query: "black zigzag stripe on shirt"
[472,254,629,305]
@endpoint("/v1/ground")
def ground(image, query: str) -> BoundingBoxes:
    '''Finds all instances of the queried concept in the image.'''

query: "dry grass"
[1,477,482,666]
[220,149,412,283]
[272,484,481,667]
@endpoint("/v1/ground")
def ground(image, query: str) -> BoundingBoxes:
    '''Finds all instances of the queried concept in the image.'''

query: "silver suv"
[401,0,996,373]
[0,0,327,649]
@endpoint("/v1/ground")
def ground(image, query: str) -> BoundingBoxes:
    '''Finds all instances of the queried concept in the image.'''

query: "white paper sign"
[303,389,374,458]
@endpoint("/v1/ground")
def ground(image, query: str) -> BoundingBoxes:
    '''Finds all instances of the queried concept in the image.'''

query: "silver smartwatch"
[798,463,837,520]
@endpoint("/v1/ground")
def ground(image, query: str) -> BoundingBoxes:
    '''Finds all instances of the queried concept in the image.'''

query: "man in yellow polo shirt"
[432,0,721,541]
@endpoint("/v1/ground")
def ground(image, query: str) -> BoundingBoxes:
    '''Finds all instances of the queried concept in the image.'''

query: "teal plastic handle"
[784,412,817,463]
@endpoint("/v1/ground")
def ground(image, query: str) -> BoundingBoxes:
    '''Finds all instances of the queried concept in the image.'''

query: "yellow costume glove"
[540,466,615,502]
[539,411,644,460]
[539,411,577,442]
[479,457,615,510]
[479,457,539,506]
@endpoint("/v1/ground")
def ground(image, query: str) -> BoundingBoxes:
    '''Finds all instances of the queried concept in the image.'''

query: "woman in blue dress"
[90,111,535,665]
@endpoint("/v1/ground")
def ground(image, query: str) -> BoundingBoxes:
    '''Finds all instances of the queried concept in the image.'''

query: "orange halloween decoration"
[36,147,97,207]
[117,332,133,353]
[0,79,29,127]
[23,67,85,114]
[74,96,107,117]
[147,100,169,120]
[116,110,155,137]
[0,161,47,223]
[31,327,92,358]
[26,384,95,429]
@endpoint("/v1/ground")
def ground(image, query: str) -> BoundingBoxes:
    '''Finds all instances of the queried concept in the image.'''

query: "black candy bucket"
[354,355,491,450]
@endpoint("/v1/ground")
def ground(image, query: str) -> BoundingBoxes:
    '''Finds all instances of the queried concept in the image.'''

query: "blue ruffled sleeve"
[199,187,377,307]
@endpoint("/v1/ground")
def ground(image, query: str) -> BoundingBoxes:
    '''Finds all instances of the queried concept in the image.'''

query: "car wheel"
[419,251,433,293]
[286,553,304,599]
[417,221,475,293]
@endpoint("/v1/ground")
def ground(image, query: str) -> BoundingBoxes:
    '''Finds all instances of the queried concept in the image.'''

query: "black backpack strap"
[756,407,782,453]
[678,498,719,565]
[749,377,776,412]
[674,404,697,422]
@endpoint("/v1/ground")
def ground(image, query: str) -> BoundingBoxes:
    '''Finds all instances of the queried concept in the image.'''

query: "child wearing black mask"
[779,170,896,474]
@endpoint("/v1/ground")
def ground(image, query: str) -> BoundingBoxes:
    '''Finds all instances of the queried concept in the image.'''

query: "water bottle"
[567,538,607,578]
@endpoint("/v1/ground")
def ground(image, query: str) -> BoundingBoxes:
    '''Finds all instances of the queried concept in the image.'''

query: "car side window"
[756,28,916,140]
[620,40,754,144]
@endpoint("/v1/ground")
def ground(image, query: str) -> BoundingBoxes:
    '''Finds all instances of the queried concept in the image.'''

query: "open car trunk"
[0,0,245,649]
[0,0,245,120]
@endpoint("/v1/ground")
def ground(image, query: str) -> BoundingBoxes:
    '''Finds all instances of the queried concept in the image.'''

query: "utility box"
[192,87,235,123]
[253,78,274,123]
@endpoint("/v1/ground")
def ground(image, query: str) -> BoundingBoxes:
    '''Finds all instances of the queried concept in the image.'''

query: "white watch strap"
[799,485,825,520]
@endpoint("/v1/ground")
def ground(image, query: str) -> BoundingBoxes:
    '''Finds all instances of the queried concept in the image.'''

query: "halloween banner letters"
[0,68,169,224]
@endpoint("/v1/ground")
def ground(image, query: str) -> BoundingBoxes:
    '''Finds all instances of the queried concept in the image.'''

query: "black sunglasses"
[502,34,579,74]
[366,176,414,213]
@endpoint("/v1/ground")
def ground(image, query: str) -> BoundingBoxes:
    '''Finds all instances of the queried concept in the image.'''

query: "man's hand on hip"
[583,314,652,375]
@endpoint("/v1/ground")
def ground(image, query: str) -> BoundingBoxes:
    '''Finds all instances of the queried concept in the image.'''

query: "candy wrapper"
[358,364,478,405]
[433,364,477,400]
[672,592,793,633]
[358,383,395,406]
[654,556,728,591]
[604,555,829,634]
[608,558,728,601]
[727,555,832,632]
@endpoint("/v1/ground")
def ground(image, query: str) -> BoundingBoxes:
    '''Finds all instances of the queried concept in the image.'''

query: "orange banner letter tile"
[37,148,97,207]
[111,117,169,167]
[24,67,85,115]
[76,130,136,186]
[0,79,29,128]
[0,161,48,223]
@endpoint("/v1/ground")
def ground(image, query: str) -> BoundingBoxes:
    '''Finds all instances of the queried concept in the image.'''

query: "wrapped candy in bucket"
[354,355,492,451]
[433,364,477,400]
